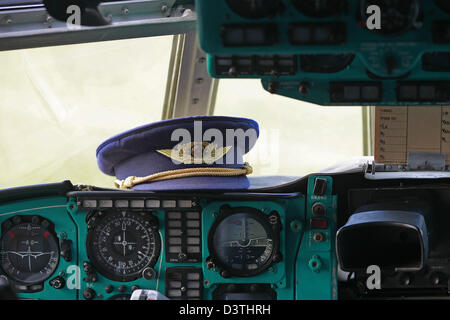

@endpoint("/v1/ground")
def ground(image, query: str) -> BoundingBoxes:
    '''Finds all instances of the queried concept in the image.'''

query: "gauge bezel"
[225,0,281,20]
[86,210,161,282]
[207,206,281,278]
[0,216,60,286]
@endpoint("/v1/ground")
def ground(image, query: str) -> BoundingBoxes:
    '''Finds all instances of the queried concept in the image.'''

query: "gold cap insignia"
[157,142,232,164]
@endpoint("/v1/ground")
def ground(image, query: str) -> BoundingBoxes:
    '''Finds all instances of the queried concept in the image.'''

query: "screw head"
[206,261,215,270]
[105,285,114,293]
[267,82,278,94]
[299,82,310,95]
[83,288,96,300]
[313,232,324,242]
[142,267,156,280]
[49,277,65,289]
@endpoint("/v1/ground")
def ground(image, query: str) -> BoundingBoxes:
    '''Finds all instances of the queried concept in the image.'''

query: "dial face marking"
[86,211,160,282]
[1,220,59,285]
[211,210,278,276]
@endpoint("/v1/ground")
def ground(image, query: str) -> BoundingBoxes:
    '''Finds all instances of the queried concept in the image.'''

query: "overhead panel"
[196,0,450,106]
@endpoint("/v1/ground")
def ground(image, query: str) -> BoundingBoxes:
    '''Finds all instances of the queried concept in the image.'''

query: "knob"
[118,285,127,293]
[312,203,326,216]
[309,255,322,272]
[142,267,156,280]
[83,261,97,282]
[49,276,65,289]
[83,261,93,274]
[105,285,114,294]
[83,288,96,300]
[299,82,310,95]
[313,232,325,242]
[206,261,215,270]
[60,239,72,262]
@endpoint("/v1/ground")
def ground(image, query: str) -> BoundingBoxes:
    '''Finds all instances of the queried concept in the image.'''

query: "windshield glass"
[0,36,172,189]
[215,79,366,178]
[0,35,368,189]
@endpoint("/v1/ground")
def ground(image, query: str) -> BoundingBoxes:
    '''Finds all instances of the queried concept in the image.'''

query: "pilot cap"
[96,116,259,191]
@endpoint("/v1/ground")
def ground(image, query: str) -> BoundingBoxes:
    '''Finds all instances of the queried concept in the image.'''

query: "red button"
[310,218,328,229]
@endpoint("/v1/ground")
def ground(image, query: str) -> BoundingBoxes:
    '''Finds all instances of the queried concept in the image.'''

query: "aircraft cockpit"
[1,0,450,305]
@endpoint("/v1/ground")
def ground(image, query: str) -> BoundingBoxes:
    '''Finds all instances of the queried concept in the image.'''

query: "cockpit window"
[0,36,173,189]
[215,79,366,178]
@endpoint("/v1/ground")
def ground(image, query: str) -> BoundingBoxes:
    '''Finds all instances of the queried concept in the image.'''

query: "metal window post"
[162,31,219,119]
[362,106,374,156]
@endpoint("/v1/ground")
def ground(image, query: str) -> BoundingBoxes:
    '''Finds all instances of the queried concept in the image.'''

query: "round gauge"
[86,211,160,282]
[0,217,59,285]
[292,0,346,18]
[225,0,280,19]
[208,207,280,277]
[359,0,421,36]
[300,54,355,73]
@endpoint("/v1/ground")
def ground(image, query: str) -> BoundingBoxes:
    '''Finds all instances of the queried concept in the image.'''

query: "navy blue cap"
[96,116,259,191]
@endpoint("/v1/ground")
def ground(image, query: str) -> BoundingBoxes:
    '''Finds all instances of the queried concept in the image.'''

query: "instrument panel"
[197,0,450,106]
[0,177,337,300]
[5,173,450,300]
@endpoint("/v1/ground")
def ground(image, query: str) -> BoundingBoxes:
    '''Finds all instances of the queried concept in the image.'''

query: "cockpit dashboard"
[1,170,450,300]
